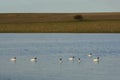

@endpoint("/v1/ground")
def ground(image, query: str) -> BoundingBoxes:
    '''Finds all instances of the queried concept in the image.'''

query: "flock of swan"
[59,53,99,63]
[10,57,37,62]
[10,53,99,63]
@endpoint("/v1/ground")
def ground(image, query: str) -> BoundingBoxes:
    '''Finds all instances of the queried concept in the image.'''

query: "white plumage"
[59,58,63,63]
[78,58,81,63]
[68,56,74,61]
[88,53,92,57]
[93,57,99,62]
[30,57,37,62]
[10,57,16,62]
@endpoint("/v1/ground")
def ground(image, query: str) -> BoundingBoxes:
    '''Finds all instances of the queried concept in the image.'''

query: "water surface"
[0,33,120,80]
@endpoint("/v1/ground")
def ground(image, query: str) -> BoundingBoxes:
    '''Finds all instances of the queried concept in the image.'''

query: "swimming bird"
[59,58,63,63]
[68,56,75,61]
[93,57,99,62]
[78,58,81,63]
[10,57,16,62]
[88,53,92,57]
[30,57,37,62]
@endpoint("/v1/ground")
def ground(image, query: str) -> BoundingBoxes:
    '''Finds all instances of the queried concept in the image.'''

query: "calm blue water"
[0,33,120,80]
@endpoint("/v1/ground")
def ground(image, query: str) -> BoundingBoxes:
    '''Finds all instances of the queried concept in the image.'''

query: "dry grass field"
[0,13,120,33]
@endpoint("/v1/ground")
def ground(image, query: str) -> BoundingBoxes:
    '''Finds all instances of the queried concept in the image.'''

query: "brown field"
[0,12,120,33]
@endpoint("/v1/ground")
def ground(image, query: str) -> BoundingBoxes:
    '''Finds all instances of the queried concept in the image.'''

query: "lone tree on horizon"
[74,15,83,21]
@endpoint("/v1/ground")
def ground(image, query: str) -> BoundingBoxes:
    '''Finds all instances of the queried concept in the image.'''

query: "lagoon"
[0,33,120,80]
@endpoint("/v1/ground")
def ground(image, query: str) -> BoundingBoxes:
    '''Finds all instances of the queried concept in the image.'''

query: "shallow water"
[0,33,120,80]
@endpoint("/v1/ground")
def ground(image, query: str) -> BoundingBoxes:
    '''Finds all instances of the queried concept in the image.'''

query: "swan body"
[59,58,63,63]
[30,57,37,62]
[78,58,81,63]
[68,56,74,61]
[10,57,16,61]
[88,53,92,57]
[93,57,99,62]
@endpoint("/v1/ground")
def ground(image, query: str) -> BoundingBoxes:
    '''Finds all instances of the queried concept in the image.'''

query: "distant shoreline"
[0,12,120,33]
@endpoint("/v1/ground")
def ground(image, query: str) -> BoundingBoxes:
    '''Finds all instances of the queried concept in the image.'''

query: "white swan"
[78,58,81,63]
[68,56,74,61]
[88,53,92,57]
[59,58,63,63]
[10,57,16,62]
[30,57,37,62]
[93,57,99,62]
